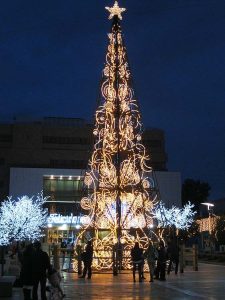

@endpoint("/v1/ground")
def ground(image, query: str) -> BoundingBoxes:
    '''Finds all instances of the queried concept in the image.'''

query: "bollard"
[0,246,5,276]
[76,245,82,275]
[179,244,184,273]
[113,244,118,276]
[52,244,60,270]
[77,254,82,275]
[193,244,198,271]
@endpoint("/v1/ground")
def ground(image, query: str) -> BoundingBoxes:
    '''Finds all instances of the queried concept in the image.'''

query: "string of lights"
[74,1,159,271]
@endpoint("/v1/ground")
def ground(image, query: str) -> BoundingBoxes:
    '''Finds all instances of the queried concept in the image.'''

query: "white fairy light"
[153,201,196,230]
[0,192,48,245]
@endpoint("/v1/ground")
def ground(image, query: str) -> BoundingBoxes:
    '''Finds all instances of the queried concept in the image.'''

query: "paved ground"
[10,263,225,300]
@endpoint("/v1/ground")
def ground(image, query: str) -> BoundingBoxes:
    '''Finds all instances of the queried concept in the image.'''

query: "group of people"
[131,239,179,282]
[78,238,179,283]
[19,241,64,300]
[11,238,178,299]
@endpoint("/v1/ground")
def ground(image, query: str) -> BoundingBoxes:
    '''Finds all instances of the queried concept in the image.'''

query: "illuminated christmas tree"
[76,1,159,271]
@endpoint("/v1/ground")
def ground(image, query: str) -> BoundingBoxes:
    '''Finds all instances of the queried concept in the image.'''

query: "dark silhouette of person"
[155,240,167,281]
[17,242,26,264]
[32,241,50,300]
[144,241,157,282]
[131,242,143,282]
[20,244,34,300]
[167,239,179,275]
[80,241,93,279]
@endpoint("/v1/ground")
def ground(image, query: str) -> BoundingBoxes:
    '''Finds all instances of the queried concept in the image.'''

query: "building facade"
[0,117,167,201]
[0,116,182,244]
[9,167,181,244]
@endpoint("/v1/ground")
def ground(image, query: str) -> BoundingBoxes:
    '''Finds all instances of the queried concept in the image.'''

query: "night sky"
[0,1,225,200]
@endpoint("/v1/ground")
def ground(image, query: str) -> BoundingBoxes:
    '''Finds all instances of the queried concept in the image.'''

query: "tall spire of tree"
[77,1,159,271]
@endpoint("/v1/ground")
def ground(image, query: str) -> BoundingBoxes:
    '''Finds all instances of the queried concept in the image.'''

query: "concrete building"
[9,167,181,210]
[0,116,168,201]
[9,167,181,244]
[0,116,181,244]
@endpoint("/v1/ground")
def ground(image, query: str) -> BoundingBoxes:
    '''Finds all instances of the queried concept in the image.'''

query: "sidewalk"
[11,263,225,300]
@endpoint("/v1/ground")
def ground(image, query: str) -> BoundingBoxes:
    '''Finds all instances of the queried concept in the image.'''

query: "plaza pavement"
[10,263,225,300]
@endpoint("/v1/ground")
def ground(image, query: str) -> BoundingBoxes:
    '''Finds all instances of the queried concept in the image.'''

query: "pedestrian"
[20,244,34,300]
[32,241,50,300]
[48,265,65,299]
[144,241,157,282]
[79,240,93,279]
[18,242,26,264]
[155,240,167,281]
[167,239,179,275]
[131,242,143,282]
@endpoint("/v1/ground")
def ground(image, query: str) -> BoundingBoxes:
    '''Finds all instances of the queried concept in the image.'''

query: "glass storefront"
[43,175,83,203]
[43,175,83,215]
[47,228,76,244]
[43,175,84,243]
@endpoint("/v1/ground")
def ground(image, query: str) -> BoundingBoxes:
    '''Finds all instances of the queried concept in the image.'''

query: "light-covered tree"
[0,193,48,245]
[154,201,196,230]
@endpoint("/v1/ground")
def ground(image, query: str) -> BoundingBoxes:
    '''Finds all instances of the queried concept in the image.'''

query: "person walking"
[144,241,157,282]
[20,244,34,300]
[167,239,179,275]
[155,240,167,281]
[32,241,50,300]
[131,242,143,282]
[79,240,93,279]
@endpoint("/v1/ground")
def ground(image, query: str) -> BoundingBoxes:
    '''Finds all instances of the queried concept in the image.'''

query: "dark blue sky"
[0,0,225,200]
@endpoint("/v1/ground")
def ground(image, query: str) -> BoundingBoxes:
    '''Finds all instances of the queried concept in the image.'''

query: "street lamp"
[201,202,215,253]
[201,202,214,233]
[201,202,214,213]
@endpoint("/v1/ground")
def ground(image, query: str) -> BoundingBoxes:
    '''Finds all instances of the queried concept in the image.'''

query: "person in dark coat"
[167,239,179,275]
[144,241,157,282]
[155,240,167,281]
[32,241,50,300]
[79,240,93,279]
[20,244,34,300]
[131,242,143,282]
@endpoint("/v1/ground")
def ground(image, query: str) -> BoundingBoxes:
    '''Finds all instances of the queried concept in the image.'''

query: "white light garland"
[0,192,48,245]
[153,201,196,230]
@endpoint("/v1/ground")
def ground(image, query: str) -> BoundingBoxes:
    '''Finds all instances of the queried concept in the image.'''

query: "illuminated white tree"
[0,193,48,245]
[154,201,196,230]
[76,1,159,271]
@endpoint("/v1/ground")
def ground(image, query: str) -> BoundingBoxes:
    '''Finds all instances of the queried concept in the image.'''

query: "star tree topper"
[105,1,126,20]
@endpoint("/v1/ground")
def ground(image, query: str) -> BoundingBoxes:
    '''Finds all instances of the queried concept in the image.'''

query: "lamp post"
[201,202,214,252]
